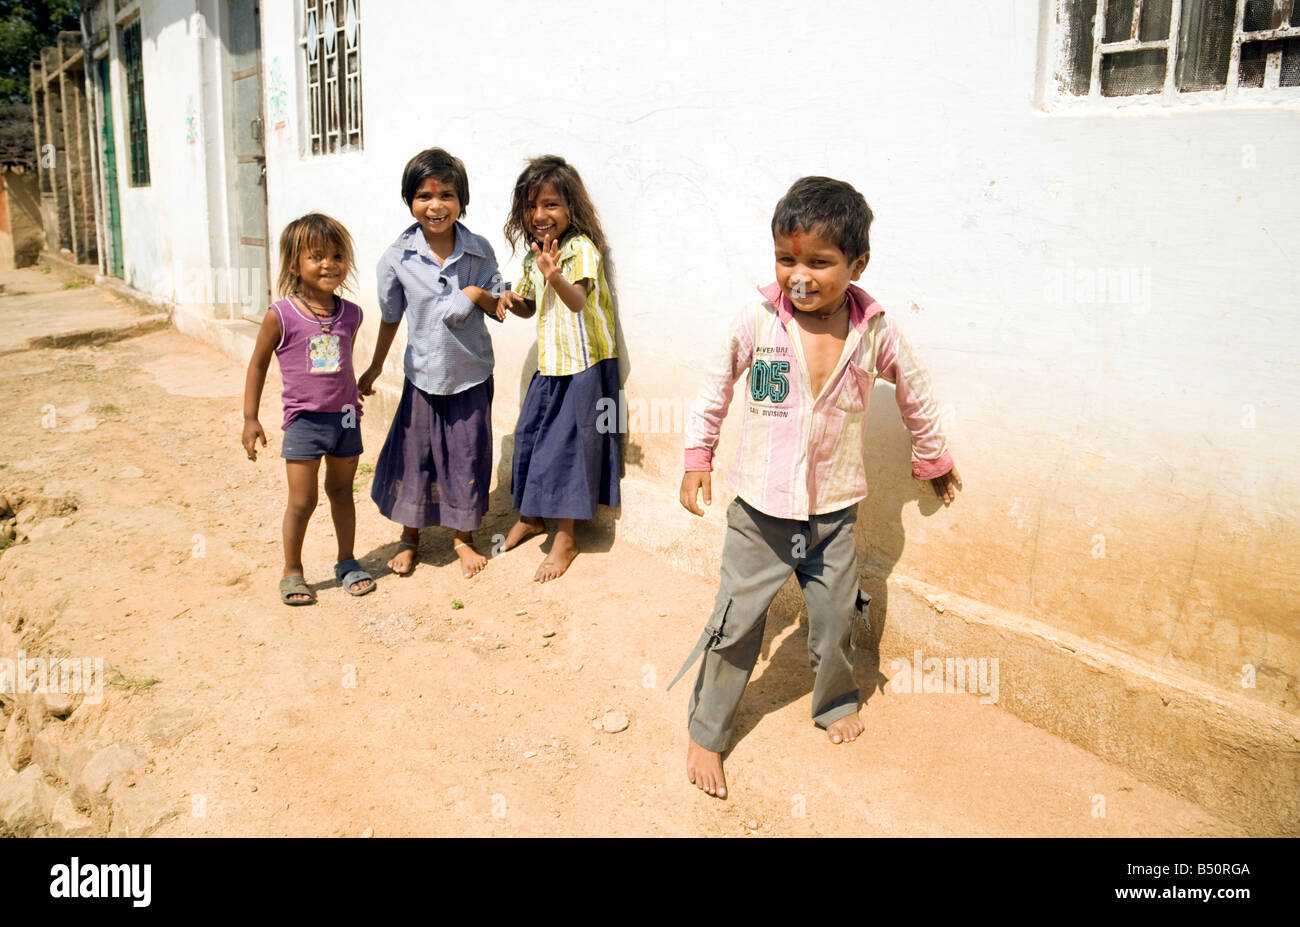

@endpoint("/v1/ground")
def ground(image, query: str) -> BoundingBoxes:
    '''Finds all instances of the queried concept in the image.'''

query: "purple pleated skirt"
[512,357,621,520]
[370,376,493,531]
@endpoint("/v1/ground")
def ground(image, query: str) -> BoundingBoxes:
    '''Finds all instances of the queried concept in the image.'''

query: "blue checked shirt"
[376,221,504,395]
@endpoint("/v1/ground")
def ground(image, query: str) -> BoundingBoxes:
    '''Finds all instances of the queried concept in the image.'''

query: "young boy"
[675,176,961,799]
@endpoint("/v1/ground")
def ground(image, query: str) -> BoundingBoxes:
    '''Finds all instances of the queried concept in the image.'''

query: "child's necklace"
[813,295,849,321]
[295,291,339,333]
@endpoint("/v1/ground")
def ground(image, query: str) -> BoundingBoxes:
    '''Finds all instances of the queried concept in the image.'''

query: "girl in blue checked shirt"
[359,147,523,579]
[497,155,622,582]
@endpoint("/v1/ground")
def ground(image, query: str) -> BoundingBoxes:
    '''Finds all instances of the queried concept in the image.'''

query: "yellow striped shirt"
[518,232,618,376]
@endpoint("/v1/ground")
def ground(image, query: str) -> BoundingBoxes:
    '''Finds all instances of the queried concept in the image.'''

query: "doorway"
[227,0,270,318]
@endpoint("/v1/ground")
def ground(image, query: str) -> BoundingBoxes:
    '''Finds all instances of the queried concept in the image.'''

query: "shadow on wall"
[853,379,951,681]
[484,341,539,540]
[4,172,44,268]
[727,380,942,748]
[604,246,638,470]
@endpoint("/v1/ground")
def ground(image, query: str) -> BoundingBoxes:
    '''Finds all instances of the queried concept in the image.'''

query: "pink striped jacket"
[684,282,953,520]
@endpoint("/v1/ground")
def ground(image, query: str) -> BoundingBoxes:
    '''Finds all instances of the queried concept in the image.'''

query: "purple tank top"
[269,296,363,430]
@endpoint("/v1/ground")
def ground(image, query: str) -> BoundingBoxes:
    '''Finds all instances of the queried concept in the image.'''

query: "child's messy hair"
[503,155,607,257]
[771,176,874,259]
[276,213,357,298]
[401,147,470,214]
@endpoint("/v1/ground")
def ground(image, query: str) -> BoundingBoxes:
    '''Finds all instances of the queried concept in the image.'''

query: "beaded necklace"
[292,291,341,334]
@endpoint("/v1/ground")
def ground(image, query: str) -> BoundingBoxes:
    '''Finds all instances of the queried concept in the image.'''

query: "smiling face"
[410,177,462,242]
[296,238,348,301]
[773,227,869,315]
[525,181,571,244]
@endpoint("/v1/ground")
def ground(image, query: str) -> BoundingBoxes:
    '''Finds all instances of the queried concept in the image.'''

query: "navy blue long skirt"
[512,357,622,520]
[370,376,493,531]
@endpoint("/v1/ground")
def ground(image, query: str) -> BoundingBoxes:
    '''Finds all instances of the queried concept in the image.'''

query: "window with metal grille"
[1060,0,1300,98]
[122,19,151,185]
[301,0,363,155]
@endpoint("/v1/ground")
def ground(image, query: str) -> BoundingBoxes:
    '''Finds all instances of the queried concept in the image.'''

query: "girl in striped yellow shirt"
[498,156,621,582]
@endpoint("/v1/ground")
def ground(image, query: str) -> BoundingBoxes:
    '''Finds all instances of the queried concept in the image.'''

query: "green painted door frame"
[97,55,124,279]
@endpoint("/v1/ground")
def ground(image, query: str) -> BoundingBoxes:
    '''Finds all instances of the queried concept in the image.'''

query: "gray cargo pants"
[671,496,869,753]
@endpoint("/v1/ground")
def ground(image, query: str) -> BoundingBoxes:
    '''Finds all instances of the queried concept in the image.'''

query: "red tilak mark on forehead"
[791,231,801,256]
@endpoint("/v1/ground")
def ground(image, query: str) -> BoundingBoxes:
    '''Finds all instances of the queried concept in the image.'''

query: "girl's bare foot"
[502,516,545,551]
[453,532,487,578]
[534,520,578,583]
[687,738,727,799]
[826,711,864,744]
[387,529,419,575]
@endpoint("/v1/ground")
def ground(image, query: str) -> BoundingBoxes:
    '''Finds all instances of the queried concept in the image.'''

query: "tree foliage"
[0,1,82,104]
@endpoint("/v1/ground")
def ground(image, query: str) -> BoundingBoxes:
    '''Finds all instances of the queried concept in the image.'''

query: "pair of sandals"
[279,559,376,606]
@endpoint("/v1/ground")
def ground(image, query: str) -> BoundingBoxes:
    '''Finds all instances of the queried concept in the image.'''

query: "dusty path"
[0,267,1242,836]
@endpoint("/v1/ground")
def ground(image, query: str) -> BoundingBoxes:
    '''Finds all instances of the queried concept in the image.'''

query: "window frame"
[121,17,151,187]
[299,0,363,156]
[1045,0,1300,109]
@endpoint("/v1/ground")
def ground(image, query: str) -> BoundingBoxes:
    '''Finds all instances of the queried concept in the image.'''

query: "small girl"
[359,147,507,579]
[498,155,622,582]
[242,213,375,605]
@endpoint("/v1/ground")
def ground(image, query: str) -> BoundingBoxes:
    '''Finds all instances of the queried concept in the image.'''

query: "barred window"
[122,20,151,185]
[1060,0,1300,98]
[301,0,363,155]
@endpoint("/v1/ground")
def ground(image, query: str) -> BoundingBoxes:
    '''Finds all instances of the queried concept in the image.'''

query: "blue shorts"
[281,411,364,460]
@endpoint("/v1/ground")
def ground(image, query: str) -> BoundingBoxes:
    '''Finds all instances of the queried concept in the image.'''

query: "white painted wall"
[89,0,229,308]
[121,0,1300,713]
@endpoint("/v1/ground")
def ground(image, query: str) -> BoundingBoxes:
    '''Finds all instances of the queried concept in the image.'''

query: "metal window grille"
[1062,0,1300,97]
[301,0,363,155]
[122,20,151,185]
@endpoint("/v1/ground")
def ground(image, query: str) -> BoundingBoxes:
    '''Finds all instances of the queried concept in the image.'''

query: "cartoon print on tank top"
[308,332,342,374]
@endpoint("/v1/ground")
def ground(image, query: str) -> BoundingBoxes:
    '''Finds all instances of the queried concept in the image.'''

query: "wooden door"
[228,0,270,317]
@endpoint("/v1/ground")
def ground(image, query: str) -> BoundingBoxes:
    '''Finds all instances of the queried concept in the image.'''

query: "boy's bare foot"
[534,530,578,583]
[453,533,487,578]
[826,711,864,744]
[502,516,545,551]
[387,530,419,575]
[687,738,727,799]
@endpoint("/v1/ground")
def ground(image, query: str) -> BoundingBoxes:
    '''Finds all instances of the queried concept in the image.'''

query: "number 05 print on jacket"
[684,282,952,520]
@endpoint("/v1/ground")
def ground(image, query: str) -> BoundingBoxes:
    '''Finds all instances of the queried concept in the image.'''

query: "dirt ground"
[0,266,1244,836]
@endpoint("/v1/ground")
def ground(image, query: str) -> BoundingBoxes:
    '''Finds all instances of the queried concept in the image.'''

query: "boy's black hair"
[401,147,470,215]
[771,176,873,258]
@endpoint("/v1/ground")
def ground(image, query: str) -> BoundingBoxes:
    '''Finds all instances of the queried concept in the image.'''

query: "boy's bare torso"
[792,308,852,397]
